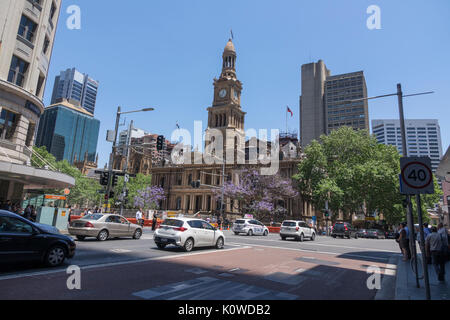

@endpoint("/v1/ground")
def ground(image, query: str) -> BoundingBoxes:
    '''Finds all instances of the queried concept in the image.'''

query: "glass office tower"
[35,101,100,165]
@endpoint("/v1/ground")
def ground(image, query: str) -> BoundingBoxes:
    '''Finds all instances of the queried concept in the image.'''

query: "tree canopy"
[293,127,442,226]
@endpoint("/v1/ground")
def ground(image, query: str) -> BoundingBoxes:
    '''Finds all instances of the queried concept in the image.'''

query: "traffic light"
[100,172,109,186]
[324,210,330,218]
[191,180,201,188]
[157,135,165,151]
[112,174,119,187]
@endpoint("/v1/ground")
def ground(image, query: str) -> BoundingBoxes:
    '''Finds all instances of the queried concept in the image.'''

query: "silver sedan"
[68,214,143,241]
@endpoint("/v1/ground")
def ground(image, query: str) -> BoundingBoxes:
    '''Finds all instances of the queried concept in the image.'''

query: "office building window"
[8,56,29,87]
[0,109,19,141]
[18,15,37,43]
[43,37,50,54]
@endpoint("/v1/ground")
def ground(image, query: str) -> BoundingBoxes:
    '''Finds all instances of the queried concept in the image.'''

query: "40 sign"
[400,157,435,195]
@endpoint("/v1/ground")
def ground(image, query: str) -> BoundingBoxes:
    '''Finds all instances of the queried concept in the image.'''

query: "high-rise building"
[0,0,74,203]
[300,60,369,147]
[372,119,443,172]
[51,68,99,115]
[117,127,149,155]
[35,100,100,165]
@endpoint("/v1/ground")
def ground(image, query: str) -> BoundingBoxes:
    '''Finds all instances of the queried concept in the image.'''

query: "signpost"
[400,157,435,300]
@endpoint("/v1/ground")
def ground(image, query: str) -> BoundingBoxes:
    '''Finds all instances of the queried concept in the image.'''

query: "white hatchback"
[232,219,269,236]
[154,217,225,252]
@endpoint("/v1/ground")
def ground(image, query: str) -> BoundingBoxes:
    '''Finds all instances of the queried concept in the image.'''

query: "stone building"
[150,39,316,222]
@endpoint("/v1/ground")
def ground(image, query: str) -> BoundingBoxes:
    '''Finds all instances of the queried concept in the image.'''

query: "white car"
[232,219,269,236]
[154,217,225,252]
[280,220,316,241]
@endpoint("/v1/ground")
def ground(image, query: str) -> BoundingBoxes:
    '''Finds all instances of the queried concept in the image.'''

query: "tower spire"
[221,38,237,79]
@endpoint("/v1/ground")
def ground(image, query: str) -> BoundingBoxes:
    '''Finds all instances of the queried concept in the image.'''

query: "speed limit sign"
[400,157,435,195]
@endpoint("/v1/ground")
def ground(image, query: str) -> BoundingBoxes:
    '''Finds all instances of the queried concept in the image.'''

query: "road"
[0,230,401,300]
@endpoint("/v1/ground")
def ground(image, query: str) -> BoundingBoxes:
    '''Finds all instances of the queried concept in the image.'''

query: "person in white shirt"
[136,208,144,227]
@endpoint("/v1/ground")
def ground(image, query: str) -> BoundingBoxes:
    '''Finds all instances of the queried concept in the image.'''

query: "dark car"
[367,229,386,239]
[357,229,369,238]
[0,210,76,267]
[386,231,397,239]
[331,222,358,239]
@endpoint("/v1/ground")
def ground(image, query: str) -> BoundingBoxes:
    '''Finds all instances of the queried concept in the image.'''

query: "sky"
[43,0,450,168]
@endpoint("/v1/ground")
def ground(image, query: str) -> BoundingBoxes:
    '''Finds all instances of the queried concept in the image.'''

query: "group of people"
[397,222,449,282]
[1,201,37,222]
[135,208,159,231]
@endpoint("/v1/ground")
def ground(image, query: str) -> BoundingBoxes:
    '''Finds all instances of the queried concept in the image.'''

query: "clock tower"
[206,39,246,162]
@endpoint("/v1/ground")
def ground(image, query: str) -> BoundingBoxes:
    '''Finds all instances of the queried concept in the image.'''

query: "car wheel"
[281,236,286,240]
[263,230,268,236]
[299,233,304,242]
[247,229,253,236]
[332,235,336,238]
[184,238,194,252]
[45,245,67,267]
[76,235,85,241]
[215,237,224,249]
[355,234,359,239]
[311,233,315,241]
[156,243,166,249]
[133,229,142,240]
[97,229,109,241]
[234,232,240,235]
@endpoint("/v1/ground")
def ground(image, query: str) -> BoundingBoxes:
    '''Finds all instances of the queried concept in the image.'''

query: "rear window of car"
[83,214,103,220]
[161,219,184,227]
[334,223,345,230]
[282,221,296,227]
[235,220,246,224]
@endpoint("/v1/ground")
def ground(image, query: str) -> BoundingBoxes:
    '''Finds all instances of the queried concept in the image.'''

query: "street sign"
[400,157,435,195]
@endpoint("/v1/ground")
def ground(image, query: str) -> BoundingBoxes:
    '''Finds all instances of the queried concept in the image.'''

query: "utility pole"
[120,120,133,216]
[105,106,122,212]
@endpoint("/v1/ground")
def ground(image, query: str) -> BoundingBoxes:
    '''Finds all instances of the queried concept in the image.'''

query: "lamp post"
[106,107,155,212]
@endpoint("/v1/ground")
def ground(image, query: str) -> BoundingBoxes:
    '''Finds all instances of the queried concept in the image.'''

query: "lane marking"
[227,237,398,253]
[228,242,398,262]
[0,245,250,281]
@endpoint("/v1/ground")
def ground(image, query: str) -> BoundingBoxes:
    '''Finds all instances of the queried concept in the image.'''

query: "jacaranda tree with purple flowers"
[214,169,298,221]
[134,186,166,210]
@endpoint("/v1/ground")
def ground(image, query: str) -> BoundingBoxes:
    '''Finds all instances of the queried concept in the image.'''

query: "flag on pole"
[230,29,234,40]
[287,106,293,117]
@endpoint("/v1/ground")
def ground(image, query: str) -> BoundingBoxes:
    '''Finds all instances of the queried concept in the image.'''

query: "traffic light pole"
[120,120,133,216]
[106,106,122,212]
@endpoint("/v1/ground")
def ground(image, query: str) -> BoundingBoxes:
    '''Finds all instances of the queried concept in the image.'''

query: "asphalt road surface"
[0,230,401,300]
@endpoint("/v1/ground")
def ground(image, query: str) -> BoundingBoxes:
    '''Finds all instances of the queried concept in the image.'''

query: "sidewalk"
[395,255,450,300]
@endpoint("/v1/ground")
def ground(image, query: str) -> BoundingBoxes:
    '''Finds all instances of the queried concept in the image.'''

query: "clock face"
[219,89,227,98]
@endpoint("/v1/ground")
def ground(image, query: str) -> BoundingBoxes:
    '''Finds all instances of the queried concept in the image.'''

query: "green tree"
[293,126,440,226]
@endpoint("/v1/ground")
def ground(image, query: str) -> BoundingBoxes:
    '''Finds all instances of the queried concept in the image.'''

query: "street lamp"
[105,106,155,211]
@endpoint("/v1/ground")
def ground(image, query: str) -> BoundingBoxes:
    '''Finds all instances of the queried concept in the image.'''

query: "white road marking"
[227,237,398,253]
[228,242,398,261]
[0,246,251,281]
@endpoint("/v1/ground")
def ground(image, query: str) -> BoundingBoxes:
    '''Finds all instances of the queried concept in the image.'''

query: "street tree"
[215,169,298,221]
[134,186,166,210]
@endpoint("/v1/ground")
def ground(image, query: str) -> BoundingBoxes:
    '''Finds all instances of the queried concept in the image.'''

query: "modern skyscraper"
[0,0,74,203]
[372,119,443,172]
[300,61,369,147]
[117,127,149,155]
[35,101,100,165]
[51,68,99,115]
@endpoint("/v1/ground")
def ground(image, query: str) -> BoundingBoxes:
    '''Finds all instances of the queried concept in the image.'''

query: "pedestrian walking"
[136,208,144,227]
[152,213,158,231]
[426,226,447,282]
[398,222,411,261]
[24,205,32,220]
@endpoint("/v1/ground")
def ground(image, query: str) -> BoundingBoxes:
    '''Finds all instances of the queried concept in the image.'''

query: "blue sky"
[44,0,450,167]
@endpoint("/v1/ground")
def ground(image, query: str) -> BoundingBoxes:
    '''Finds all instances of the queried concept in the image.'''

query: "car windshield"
[282,221,296,227]
[334,224,345,230]
[161,219,184,227]
[235,220,246,224]
[83,214,103,220]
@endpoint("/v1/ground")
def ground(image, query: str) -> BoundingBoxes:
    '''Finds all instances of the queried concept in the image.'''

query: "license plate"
[161,238,168,242]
